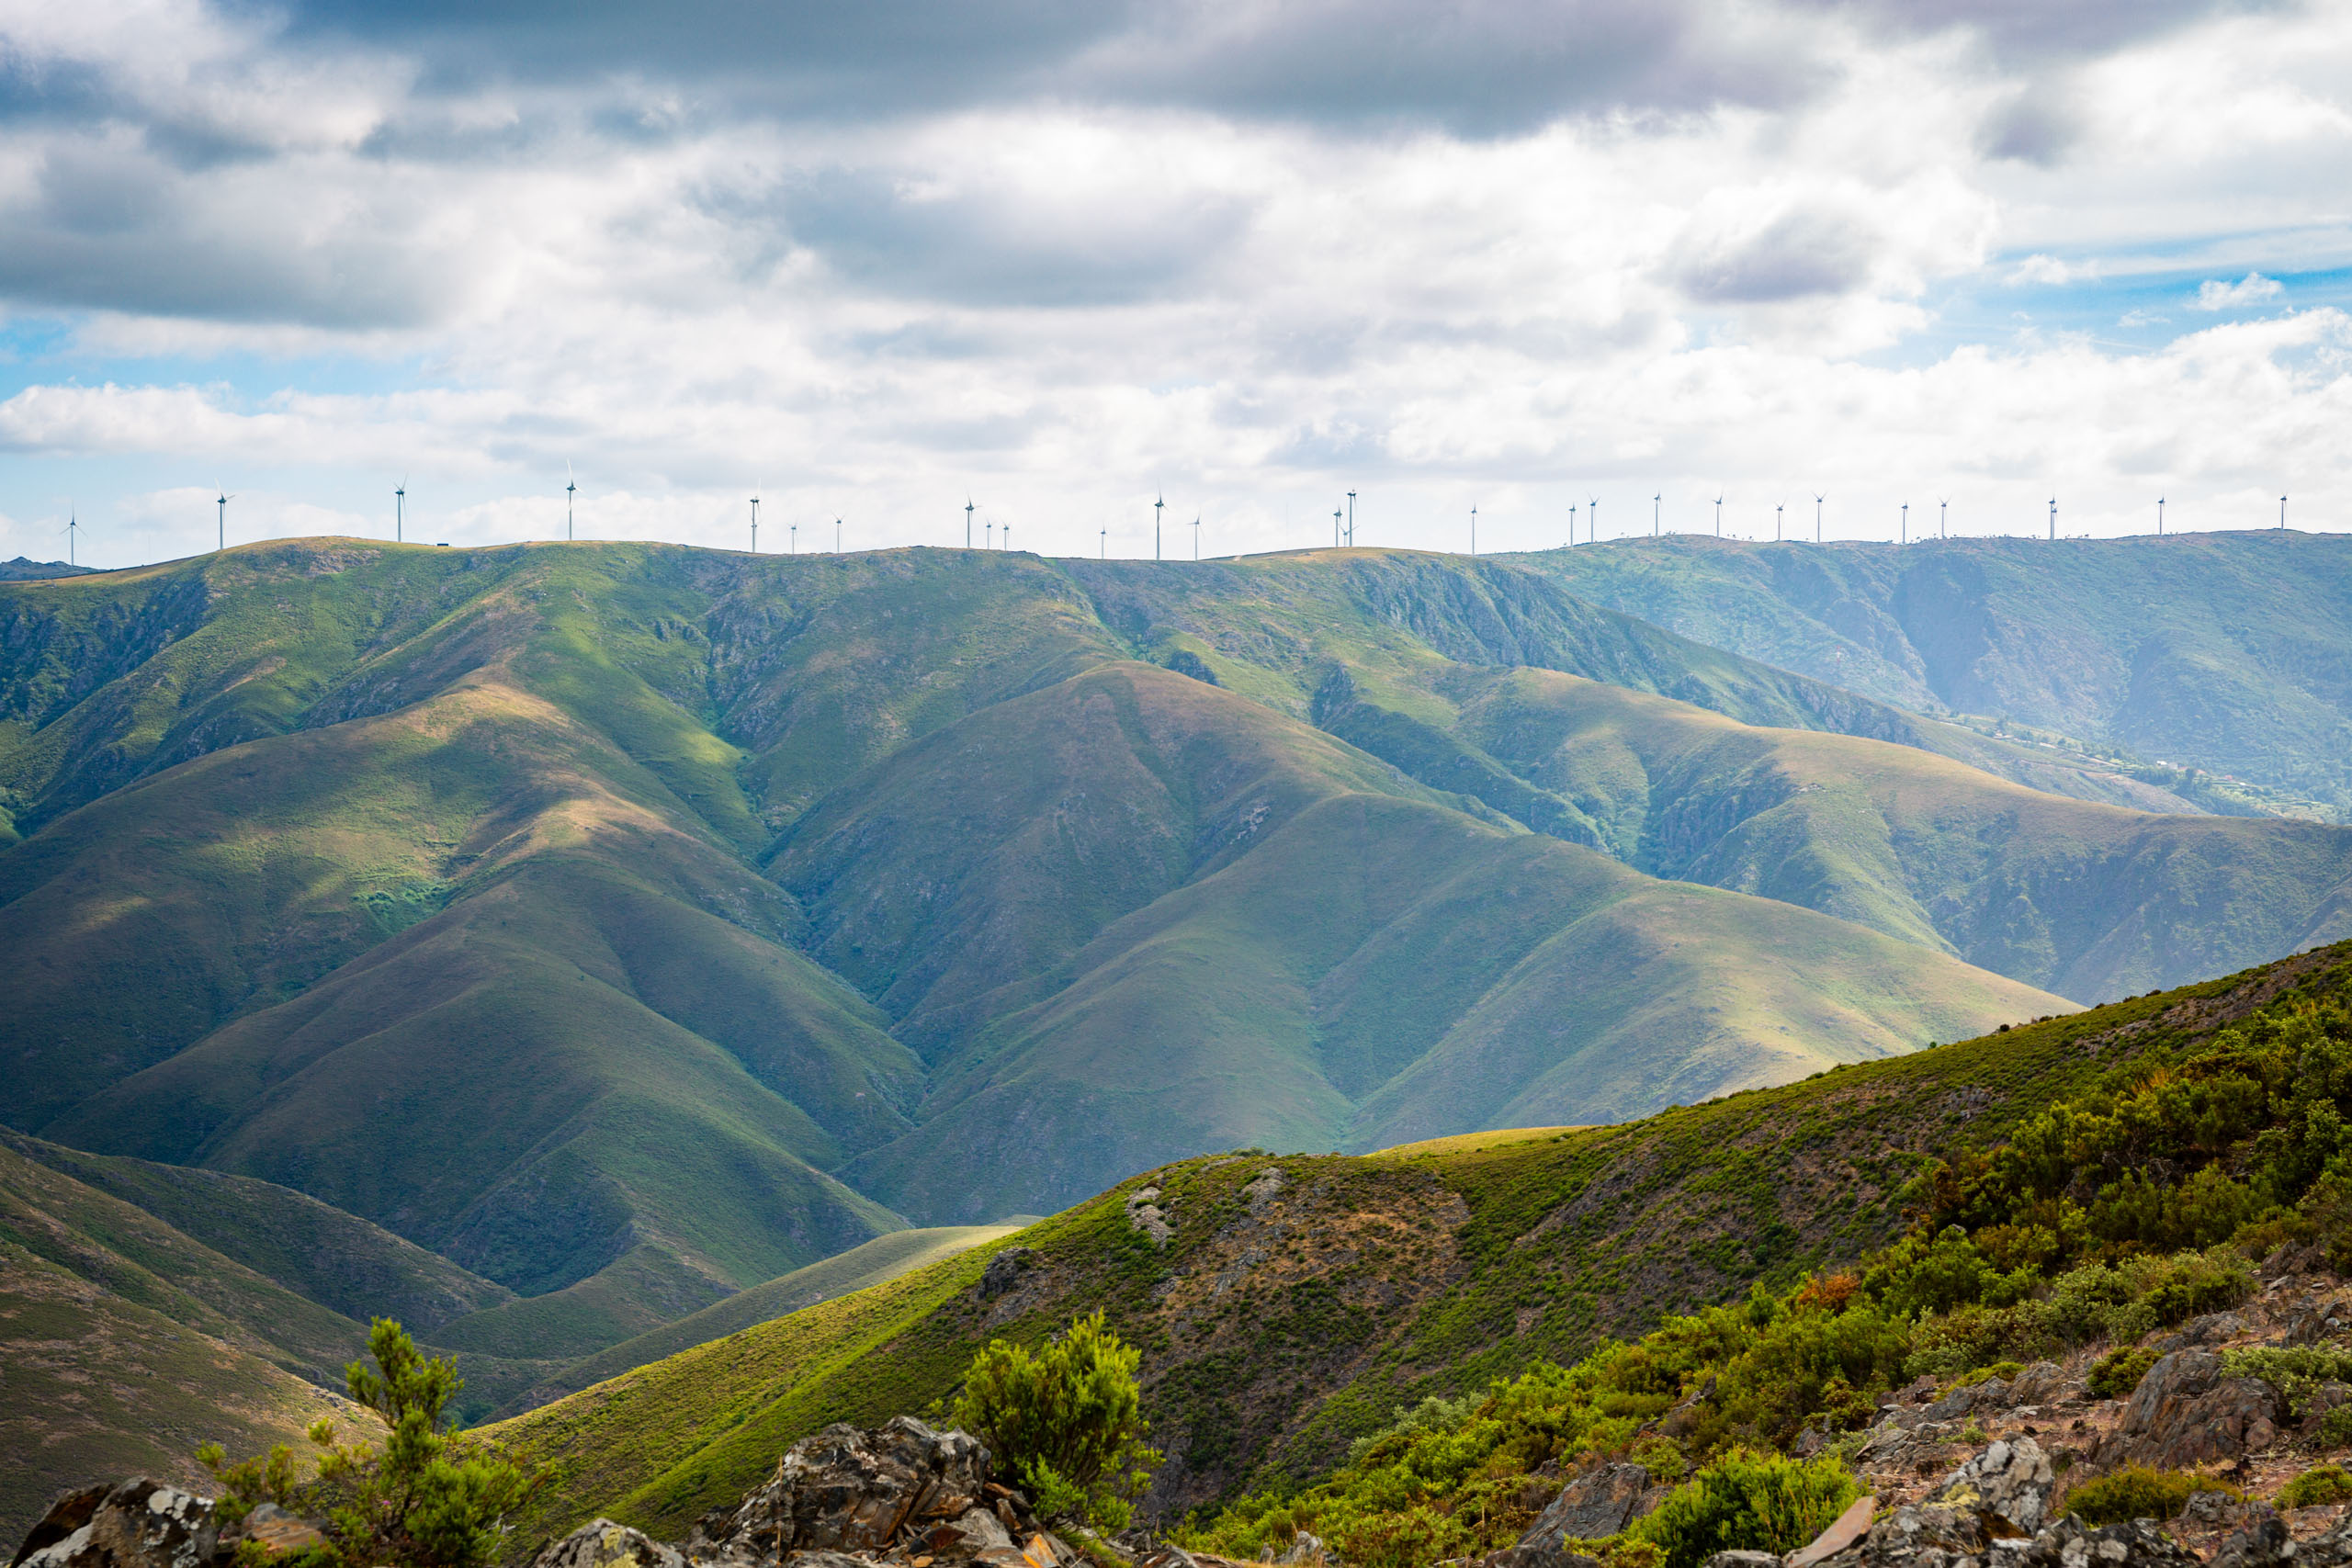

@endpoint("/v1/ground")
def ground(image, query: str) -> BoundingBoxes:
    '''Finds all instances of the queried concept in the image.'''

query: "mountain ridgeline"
[2,536,2349,1359]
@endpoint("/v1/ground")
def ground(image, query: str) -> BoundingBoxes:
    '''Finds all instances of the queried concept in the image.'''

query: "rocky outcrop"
[1520,1463,1656,1549]
[685,1417,1001,1561]
[2109,1351,2282,1469]
[1925,1437,2054,1534]
[9,1482,219,1568]
[534,1521,688,1568]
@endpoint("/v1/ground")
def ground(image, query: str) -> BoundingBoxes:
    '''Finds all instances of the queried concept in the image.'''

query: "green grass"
[1510,532,2352,817]
[484,943,2340,1551]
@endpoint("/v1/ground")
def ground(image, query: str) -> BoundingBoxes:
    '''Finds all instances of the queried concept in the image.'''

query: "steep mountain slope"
[482,940,2352,1552]
[1517,531,2352,815]
[1315,665,2352,1001]
[779,660,2063,1216]
[5,537,2342,1259]
[0,1140,386,1542]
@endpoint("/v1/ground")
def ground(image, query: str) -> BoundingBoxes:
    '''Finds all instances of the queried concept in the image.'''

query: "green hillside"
[481,939,2352,1552]
[1516,531,2352,816]
[3,537,2343,1314]
[1317,664,2352,1000]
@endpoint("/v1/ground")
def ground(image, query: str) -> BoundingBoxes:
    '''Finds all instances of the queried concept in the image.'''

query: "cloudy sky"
[1,0,2347,568]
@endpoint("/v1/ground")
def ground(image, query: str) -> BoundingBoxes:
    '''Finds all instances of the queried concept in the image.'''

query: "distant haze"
[0,0,2346,566]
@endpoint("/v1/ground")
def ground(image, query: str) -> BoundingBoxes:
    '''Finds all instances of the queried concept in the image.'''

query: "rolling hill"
[478,938,2352,1551]
[4,536,2345,1321]
[1517,530,2352,817]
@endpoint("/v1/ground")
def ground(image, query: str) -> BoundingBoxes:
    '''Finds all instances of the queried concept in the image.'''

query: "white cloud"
[2195,273,2287,310]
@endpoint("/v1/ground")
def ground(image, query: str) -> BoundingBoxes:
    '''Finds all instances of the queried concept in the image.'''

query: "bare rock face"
[1927,1436,2055,1534]
[9,1483,219,1568]
[2011,1517,2203,1568]
[979,1249,1036,1301]
[688,1416,991,1560]
[1520,1463,1655,1549]
[532,1520,688,1568]
[2109,1352,2282,1469]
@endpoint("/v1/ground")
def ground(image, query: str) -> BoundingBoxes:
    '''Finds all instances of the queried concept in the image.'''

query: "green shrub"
[2279,1465,2352,1508]
[199,1319,538,1568]
[2064,1466,2238,1526]
[1629,1450,1860,1568]
[2087,1346,2161,1400]
[954,1312,1160,1531]
[2323,1407,2352,1450]
[2221,1347,2352,1416]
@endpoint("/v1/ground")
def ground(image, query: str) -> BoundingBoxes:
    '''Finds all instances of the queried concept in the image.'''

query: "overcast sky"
[1,0,2347,568]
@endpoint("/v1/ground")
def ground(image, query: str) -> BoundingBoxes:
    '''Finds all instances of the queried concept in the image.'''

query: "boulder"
[2009,1517,2200,1568]
[1927,1438,2055,1534]
[688,1416,991,1560]
[1520,1463,1654,1548]
[1788,1496,1876,1568]
[2208,1517,2295,1568]
[979,1250,1036,1301]
[10,1481,219,1568]
[2110,1352,2281,1468]
[531,1520,688,1568]
[1702,1553,1784,1568]
[2010,1363,2067,1407]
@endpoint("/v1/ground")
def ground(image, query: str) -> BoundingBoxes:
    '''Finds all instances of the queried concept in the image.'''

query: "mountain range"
[4,534,2349,1386]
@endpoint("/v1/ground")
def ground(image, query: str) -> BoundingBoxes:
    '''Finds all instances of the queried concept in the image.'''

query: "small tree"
[200,1319,538,1568]
[953,1311,1160,1531]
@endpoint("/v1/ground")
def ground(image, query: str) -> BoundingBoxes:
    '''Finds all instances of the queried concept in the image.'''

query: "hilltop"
[1516,531,2352,818]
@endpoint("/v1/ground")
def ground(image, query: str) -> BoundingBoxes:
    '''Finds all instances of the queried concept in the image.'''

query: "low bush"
[2279,1465,2352,1508]
[953,1312,1160,1532]
[2086,1346,2161,1400]
[2064,1466,2238,1526]
[1628,1450,1860,1568]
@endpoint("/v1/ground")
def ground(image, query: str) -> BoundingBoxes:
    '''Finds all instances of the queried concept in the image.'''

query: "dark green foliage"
[1629,1450,1860,1568]
[2086,1346,2161,1400]
[2064,1466,2237,1526]
[953,1313,1160,1530]
[202,1320,540,1568]
[2279,1465,2352,1508]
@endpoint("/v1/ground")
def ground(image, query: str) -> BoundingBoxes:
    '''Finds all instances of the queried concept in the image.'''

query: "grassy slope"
[486,941,2350,1551]
[1,1132,513,1331]
[520,1224,1022,1410]
[1513,531,2352,814]
[784,660,2063,1218]
[1333,664,2352,1002]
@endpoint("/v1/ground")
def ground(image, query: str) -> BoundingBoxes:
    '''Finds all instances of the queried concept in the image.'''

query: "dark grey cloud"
[1672,208,1873,303]
[1976,85,2081,164]
[1797,0,2278,62]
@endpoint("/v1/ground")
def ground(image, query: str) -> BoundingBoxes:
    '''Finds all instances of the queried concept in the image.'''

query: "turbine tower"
[1589,494,1600,544]
[790,522,797,555]
[2158,497,2165,536]
[1775,502,1783,541]
[1713,495,1723,536]
[835,517,842,553]
[2049,497,2057,540]
[216,490,235,552]
[1569,502,1578,546]
[1333,506,1341,548]
[395,479,405,544]
[1901,502,1908,546]
[967,498,975,548]
[1155,495,1164,560]
[2281,494,2289,530]
[1100,527,1106,559]
[1470,504,1477,557]
[63,509,84,566]
[1652,493,1660,536]
[1193,514,1201,559]
[749,488,760,553]
[1346,490,1356,547]
[987,515,994,548]
[1939,498,1948,539]
[1815,494,1824,543]
[566,462,576,541]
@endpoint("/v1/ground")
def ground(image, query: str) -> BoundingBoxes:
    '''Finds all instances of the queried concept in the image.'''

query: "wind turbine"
[395,479,405,544]
[1100,527,1106,559]
[790,521,797,555]
[216,490,235,552]
[966,498,975,549]
[1155,495,1164,560]
[1333,506,1341,548]
[749,487,760,553]
[2048,497,2057,540]
[2157,497,2165,536]
[1814,493,1824,544]
[1589,494,1600,544]
[1775,502,1783,541]
[986,515,994,548]
[1346,491,1355,547]
[1901,502,1908,546]
[1193,514,1201,560]
[1470,504,1477,557]
[1569,502,1578,546]
[566,462,576,541]
[1939,498,1948,539]
[1652,493,1660,536]
[2281,494,2289,530]
[1713,495,1724,536]
[62,509,85,567]
[1004,523,1013,551]
[835,517,842,553]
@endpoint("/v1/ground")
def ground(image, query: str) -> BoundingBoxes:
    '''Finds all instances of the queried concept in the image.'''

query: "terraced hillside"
[1519,530,2352,817]
[482,940,2352,1554]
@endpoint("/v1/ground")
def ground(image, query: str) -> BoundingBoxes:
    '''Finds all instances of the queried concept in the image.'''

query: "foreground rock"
[10,1481,218,1568]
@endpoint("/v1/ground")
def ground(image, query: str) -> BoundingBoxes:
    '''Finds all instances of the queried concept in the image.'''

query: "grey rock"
[2013,1517,2200,1568]
[2012,1363,2068,1407]
[1521,1464,1654,1548]
[1702,1553,1784,1568]
[531,1520,687,1568]
[688,1416,991,1558]
[1125,1189,1174,1247]
[1276,1530,1328,1565]
[2112,1352,2282,1468]
[2208,1517,2294,1568]
[10,1482,219,1568]
[1928,1438,2056,1534]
